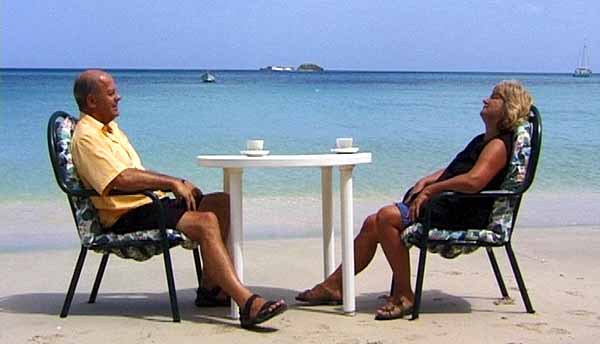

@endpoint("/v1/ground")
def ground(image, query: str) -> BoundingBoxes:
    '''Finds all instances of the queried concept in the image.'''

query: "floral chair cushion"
[402,120,533,259]
[54,116,195,262]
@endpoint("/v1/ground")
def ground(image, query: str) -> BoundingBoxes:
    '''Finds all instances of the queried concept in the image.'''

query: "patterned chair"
[47,111,203,322]
[399,105,542,319]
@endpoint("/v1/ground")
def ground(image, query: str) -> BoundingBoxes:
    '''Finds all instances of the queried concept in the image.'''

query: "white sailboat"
[201,71,216,83]
[573,44,592,77]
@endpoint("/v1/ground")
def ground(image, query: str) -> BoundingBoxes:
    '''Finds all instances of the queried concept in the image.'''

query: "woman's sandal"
[295,286,343,305]
[195,286,231,307]
[240,294,287,329]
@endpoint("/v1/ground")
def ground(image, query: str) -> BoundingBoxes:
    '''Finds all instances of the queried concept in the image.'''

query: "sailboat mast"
[573,42,592,77]
[584,45,590,68]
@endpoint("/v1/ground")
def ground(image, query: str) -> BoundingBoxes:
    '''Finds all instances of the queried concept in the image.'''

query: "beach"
[2,69,600,343]
[2,225,600,343]
[3,0,600,338]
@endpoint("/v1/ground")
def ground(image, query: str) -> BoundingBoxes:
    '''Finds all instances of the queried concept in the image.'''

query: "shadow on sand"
[0,286,299,330]
[2,286,520,326]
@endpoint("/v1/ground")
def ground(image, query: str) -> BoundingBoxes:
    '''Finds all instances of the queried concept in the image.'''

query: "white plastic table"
[197,153,372,318]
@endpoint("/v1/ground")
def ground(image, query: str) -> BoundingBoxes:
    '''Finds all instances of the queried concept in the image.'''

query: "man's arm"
[109,168,202,211]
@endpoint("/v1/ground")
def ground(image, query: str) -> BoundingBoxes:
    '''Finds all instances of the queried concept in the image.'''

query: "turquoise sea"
[1,69,599,249]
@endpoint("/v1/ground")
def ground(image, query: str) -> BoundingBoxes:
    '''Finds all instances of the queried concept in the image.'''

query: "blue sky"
[2,1,598,72]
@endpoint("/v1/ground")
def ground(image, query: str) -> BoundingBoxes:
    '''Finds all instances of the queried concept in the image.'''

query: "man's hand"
[173,180,203,211]
[191,184,204,202]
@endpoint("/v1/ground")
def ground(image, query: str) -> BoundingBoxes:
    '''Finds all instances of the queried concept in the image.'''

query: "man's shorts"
[108,194,203,234]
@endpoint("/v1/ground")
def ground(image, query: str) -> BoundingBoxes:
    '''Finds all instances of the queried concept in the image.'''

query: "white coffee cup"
[246,139,264,151]
[336,137,353,149]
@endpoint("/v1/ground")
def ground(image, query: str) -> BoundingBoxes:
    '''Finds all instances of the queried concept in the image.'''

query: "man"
[70,70,286,328]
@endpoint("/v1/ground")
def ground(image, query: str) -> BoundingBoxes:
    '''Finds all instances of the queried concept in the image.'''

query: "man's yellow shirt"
[71,113,164,228]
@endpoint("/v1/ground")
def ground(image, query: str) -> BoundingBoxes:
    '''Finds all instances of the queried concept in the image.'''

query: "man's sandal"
[240,294,287,329]
[195,286,231,307]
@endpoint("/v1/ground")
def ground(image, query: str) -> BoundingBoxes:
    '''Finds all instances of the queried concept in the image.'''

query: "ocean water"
[1,69,600,248]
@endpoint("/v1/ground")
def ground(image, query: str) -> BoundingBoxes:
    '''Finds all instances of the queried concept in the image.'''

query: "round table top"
[197,152,372,168]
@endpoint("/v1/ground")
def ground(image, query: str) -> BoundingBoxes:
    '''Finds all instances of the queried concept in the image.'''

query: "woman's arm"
[418,169,445,187]
[409,138,508,221]
[405,168,445,203]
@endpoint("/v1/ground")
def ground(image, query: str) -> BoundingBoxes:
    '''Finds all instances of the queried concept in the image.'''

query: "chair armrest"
[67,187,175,250]
[69,188,101,198]
[432,190,520,201]
[68,188,172,198]
[70,188,173,240]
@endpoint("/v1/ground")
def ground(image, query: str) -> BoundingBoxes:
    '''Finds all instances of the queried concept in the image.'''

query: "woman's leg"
[296,213,381,302]
[374,205,414,318]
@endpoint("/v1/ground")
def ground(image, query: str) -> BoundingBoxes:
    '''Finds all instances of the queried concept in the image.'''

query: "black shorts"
[108,195,203,234]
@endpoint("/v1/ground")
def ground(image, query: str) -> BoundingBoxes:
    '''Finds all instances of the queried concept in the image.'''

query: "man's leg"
[196,192,231,293]
[176,209,285,321]
[108,194,284,326]
[198,192,230,244]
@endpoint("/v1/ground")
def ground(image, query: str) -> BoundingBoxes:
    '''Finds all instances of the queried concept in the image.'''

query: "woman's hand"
[409,186,434,222]
[405,181,426,204]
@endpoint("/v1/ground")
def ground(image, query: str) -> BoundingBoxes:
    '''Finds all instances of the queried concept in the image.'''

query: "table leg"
[339,165,356,315]
[223,169,230,194]
[321,166,335,279]
[224,168,244,319]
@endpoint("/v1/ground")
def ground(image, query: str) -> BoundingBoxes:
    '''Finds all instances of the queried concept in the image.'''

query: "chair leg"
[60,246,88,318]
[411,247,428,320]
[89,253,110,304]
[192,248,203,287]
[505,244,535,313]
[486,247,509,298]
[162,247,181,322]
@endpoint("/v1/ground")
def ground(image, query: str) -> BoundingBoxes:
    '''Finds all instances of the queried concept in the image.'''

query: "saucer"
[331,147,359,154]
[240,150,270,157]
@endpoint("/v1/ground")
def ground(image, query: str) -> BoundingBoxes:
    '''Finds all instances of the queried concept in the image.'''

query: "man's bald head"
[73,69,108,112]
[73,69,121,124]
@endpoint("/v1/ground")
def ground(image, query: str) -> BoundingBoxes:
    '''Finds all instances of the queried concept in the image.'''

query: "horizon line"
[0,67,583,75]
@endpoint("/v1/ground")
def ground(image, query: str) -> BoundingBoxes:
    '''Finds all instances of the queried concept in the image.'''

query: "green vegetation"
[297,63,324,72]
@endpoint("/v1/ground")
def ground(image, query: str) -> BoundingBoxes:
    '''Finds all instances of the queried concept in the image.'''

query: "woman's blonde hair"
[493,80,534,132]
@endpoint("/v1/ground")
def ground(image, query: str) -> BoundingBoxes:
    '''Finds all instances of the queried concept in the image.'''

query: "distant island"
[259,63,324,72]
[297,63,324,72]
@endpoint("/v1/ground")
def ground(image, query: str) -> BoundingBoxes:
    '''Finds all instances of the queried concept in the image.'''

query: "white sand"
[1,226,600,343]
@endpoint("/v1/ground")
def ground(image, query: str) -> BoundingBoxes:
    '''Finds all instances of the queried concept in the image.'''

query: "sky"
[2,0,599,72]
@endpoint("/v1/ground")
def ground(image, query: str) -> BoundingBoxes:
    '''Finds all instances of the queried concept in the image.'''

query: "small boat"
[260,65,295,72]
[573,44,592,78]
[201,71,216,83]
[573,67,592,77]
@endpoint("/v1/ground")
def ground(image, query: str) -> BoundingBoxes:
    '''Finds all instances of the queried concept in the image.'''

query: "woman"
[296,80,534,320]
